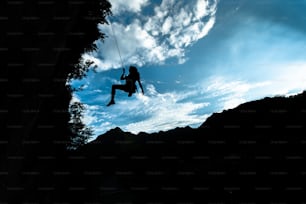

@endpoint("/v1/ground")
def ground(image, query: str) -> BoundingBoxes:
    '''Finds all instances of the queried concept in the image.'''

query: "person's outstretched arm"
[120,68,126,80]
[138,79,144,94]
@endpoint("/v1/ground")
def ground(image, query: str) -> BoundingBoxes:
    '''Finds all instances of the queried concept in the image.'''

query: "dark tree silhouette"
[65,4,112,149]
[68,102,93,149]
[66,59,96,149]
[1,0,112,203]
[67,58,96,82]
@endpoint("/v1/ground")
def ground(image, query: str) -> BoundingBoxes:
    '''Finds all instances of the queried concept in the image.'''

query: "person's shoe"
[107,100,115,106]
[128,92,132,97]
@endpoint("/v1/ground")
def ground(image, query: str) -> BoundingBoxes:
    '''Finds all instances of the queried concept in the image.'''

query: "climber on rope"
[107,65,144,106]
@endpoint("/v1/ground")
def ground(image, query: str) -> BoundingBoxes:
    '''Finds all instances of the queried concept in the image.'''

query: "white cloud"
[82,84,210,137]
[82,114,97,125]
[109,0,149,15]
[74,62,306,140]
[195,0,209,19]
[70,94,81,103]
[124,94,210,134]
[91,0,218,71]
[200,76,271,110]
[200,61,306,111]
[254,62,306,97]
[161,16,173,35]
[72,62,306,139]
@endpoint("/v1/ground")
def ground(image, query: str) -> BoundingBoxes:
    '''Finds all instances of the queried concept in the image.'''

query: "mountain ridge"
[68,90,306,203]
[90,90,306,144]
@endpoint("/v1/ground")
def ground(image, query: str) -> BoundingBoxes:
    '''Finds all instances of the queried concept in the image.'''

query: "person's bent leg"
[107,84,125,106]
[111,85,126,99]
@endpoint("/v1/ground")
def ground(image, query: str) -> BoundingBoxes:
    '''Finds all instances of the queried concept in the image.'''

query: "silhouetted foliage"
[67,59,96,82]
[2,0,113,202]
[65,1,112,148]
[68,101,93,150]
[66,58,99,149]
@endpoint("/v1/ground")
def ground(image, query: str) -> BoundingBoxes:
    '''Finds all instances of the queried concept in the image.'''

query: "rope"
[109,18,125,70]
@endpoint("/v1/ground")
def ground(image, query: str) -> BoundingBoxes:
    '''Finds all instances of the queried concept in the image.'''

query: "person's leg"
[111,84,126,100]
[107,84,126,106]
[128,84,136,97]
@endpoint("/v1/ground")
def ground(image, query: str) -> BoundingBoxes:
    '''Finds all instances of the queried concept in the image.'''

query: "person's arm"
[137,79,144,94]
[120,68,126,80]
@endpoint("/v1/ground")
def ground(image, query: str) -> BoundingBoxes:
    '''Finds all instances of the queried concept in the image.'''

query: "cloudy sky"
[70,0,306,140]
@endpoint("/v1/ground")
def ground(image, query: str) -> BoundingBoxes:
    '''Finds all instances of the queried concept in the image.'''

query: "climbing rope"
[109,18,125,70]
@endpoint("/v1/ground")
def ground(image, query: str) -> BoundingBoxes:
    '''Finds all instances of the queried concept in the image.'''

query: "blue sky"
[69,0,306,140]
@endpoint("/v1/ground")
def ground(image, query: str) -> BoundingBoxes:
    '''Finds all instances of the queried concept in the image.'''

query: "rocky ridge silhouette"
[67,91,306,203]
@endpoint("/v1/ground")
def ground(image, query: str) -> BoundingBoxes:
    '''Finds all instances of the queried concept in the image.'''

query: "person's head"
[129,66,138,74]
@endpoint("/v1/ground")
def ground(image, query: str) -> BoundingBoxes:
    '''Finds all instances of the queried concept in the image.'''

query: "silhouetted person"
[107,66,144,106]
